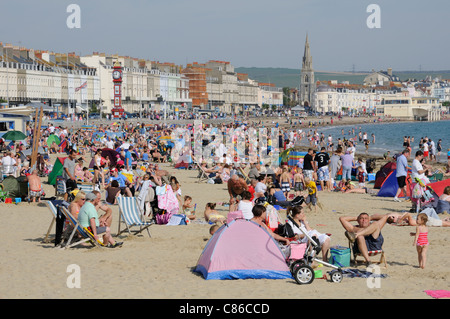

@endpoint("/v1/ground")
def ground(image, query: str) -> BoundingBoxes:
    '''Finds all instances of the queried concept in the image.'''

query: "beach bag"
[412,183,425,199]
[276,221,295,238]
[265,205,280,232]
[155,210,172,225]
[226,210,243,224]
[329,245,350,268]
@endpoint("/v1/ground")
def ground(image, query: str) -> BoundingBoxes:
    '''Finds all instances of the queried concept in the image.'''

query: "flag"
[75,81,87,92]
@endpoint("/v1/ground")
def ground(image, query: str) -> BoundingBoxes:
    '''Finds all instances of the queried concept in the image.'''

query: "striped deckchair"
[59,206,106,249]
[117,196,153,237]
[348,240,387,268]
[43,201,58,243]
[77,182,95,193]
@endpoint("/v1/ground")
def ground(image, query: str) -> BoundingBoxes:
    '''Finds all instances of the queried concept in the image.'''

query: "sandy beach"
[1,149,449,300]
[1,115,449,301]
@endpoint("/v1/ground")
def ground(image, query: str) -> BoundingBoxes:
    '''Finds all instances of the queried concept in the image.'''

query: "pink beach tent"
[195,219,292,280]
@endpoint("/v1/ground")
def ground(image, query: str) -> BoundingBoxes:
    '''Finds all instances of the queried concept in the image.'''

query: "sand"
[1,157,449,300]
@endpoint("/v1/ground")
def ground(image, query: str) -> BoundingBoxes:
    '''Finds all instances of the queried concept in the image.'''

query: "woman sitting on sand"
[203,203,226,224]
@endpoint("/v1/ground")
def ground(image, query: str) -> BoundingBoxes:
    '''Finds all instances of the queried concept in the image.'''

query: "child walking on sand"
[411,213,429,269]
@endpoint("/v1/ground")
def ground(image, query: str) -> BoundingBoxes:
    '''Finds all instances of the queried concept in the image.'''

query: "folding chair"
[117,196,153,237]
[348,240,387,268]
[43,201,58,243]
[196,163,209,183]
[55,176,66,199]
[59,206,106,249]
[77,182,95,193]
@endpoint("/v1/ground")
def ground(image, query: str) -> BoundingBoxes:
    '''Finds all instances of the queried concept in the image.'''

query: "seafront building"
[0,40,446,120]
[0,43,99,114]
[0,42,279,116]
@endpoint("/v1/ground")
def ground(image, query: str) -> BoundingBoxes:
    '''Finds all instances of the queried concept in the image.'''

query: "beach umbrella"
[2,130,26,141]
[46,134,61,147]
[101,148,124,166]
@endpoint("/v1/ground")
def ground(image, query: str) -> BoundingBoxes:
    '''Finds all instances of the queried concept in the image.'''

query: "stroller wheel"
[329,270,343,283]
[293,265,315,285]
[289,259,305,274]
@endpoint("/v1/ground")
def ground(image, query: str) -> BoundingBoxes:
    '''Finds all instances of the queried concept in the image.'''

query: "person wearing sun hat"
[78,192,123,248]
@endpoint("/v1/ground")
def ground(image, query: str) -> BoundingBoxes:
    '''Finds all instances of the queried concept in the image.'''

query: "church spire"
[299,33,315,108]
[302,33,312,70]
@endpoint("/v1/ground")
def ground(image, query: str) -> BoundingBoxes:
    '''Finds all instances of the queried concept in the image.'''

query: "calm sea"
[302,119,450,162]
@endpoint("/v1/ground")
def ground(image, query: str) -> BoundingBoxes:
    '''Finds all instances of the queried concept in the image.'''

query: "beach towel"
[424,290,450,299]
[137,180,152,212]
[157,185,179,215]
[342,269,387,279]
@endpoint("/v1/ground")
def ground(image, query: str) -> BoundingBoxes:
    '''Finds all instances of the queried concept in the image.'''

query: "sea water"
[302,119,450,162]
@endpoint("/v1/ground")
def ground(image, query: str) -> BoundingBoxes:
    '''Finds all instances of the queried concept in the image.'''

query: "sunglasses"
[80,198,86,201]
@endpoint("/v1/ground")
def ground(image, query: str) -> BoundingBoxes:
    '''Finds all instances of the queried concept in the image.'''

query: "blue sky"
[1,0,449,71]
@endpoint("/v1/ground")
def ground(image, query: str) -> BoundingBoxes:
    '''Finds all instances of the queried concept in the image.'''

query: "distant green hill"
[235,67,450,88]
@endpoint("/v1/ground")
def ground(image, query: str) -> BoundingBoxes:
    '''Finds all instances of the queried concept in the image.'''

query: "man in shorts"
[302,148,315,180]
[78,192,122,248]
[315,147,330,191]
[339,213,389,264]
[394,149,411,202]
[63,149,78,201]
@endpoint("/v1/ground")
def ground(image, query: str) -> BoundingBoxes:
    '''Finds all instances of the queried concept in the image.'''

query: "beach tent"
[377,169,411,198]
[427,178,450,197]
[194,219,292,280]
[48,157,66,185]
[288,151,307,169]
[374,162,396,189]
[1,175,28,198]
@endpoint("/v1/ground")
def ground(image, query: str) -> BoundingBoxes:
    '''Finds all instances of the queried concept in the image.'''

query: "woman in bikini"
[203,203,226,225]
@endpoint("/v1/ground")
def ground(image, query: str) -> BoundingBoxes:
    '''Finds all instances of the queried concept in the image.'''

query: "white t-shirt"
[287,219,329,245]
[106,140,115,149]
[347,146,356,159]
[411,159,425,180]
[238,200,254,219]
[1,156,16,174]
[255,182,267,194]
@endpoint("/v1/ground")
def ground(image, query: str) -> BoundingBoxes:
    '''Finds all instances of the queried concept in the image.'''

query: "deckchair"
[196,163,209,183]
[117,196,153,237]
[59,206,106,249]
[77,182,95,193]
[348,239,387,268]
[43,201,58,243]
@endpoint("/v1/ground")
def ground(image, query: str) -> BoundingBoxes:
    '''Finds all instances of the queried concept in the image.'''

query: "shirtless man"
[227,174,248,200]
[339,213,389,264]
[280,167,291,199]
[27,169,43,202]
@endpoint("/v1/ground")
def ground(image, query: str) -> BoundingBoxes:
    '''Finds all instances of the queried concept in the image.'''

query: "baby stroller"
[285,216,343,285]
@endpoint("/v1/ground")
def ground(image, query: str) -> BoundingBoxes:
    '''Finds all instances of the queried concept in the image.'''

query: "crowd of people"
[0,118,448,266]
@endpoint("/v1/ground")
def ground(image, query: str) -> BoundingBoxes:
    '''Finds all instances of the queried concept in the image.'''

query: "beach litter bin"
[329,246,350,268]
[5,198,13,204]
[15,198,21,204]
[368,173,376,182]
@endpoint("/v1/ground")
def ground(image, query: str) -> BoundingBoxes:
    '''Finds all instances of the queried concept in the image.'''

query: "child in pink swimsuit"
[411,213,429,269]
